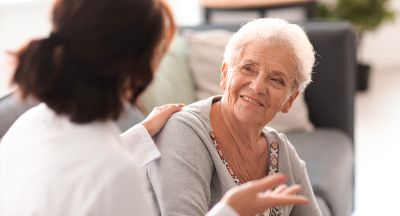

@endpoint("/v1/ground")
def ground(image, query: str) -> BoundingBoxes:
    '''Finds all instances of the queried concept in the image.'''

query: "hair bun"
[48,32,67,45]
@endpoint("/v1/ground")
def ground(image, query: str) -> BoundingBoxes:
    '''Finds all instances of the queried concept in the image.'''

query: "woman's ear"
[282,90,300,113]
[220,62,228,90]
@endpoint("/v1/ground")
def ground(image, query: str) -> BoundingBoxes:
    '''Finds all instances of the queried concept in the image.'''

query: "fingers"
[222,174,307,216]
[156,104,185,112]
[261,195,309,206]
[245,174,287,193]
[270,184,288,195]
[155,104,171,111]
[271,184,301,196]
[280,184,302,196]
[143,104,185,137]
[162,104,184,114]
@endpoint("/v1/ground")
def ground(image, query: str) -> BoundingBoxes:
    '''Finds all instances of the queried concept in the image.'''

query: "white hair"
[223,18,315,92]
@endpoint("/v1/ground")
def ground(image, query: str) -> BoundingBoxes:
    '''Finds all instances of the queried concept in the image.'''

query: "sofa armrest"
[286,129,354,216]
[0,93,39,138]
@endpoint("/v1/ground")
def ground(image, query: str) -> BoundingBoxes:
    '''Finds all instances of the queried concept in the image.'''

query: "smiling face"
[220,43,300,127]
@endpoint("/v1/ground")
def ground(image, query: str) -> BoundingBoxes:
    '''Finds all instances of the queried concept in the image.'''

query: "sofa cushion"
[268,92,314,133]
[184,30,232,101]
[183,29,314,133]
[139,35,197,114]
[286,129,353,216]
[0,94,39,138]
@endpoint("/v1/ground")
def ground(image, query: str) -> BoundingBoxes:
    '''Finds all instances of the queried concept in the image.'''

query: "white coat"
[0,103,237,216]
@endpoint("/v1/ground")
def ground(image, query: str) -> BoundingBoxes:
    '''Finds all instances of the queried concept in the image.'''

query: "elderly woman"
[145,18,321,216]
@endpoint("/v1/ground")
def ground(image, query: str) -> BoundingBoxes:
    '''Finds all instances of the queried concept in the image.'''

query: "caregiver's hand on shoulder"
[221,174,309,216]
[141,104,185,137]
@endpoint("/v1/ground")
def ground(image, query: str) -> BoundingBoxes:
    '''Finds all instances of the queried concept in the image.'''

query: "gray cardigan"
[145,96,322,216]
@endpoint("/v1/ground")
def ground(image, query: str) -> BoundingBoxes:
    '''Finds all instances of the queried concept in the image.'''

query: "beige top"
[201,0,315,9]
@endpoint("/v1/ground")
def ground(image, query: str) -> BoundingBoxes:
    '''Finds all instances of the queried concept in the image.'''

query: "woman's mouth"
[240,95,264,106]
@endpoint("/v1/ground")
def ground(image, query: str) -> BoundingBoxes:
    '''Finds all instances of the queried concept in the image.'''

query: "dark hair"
[12,0,176,123]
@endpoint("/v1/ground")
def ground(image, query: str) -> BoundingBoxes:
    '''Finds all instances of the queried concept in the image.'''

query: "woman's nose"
[249,76,267,94]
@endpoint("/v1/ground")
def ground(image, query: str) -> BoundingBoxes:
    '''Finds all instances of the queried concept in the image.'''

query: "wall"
[0,0,53,97]
[0,0,398,97]
[166,0,400,69]
[359,0,400,69]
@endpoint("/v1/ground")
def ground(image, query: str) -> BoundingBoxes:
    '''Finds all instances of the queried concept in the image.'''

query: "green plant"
[317,0,396,34]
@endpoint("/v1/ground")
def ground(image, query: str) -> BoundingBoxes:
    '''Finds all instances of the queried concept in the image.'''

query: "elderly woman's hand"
[141,104,185,137]
[221,174,308,216]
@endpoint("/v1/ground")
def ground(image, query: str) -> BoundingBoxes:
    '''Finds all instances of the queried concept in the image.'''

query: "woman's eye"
[244,67,252,72]
[272,78,282,83]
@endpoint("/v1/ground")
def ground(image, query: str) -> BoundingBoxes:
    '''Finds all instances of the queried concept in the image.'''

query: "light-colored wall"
[0,0,399,97]
[359,0,400,69]
[167,0,400,69]
[0,0,53,97]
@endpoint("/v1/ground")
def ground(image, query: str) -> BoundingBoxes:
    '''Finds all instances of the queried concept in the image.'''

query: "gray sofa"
[0,21,355,216]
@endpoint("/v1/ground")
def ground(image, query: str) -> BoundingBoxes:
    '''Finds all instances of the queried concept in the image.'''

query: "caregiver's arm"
[120,104,184,167]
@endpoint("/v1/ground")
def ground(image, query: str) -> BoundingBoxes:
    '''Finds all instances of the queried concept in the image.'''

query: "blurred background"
[0,0,399,215]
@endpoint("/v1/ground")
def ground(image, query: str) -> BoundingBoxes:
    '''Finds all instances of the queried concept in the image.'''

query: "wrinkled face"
[221,43,300,127]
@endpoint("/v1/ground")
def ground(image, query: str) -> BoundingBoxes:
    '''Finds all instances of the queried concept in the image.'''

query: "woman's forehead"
[239,43,296,74]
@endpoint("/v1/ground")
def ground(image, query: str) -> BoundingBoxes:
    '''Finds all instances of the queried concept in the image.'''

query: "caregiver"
[0,0,308,215]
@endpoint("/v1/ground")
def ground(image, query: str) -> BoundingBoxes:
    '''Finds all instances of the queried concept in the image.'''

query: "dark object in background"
[357,63,371,91]
[201,0,317,23]
[317,0,395,93]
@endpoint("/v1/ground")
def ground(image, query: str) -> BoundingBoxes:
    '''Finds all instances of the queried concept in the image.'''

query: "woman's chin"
[232,105,274,127]
[234,111,266,126]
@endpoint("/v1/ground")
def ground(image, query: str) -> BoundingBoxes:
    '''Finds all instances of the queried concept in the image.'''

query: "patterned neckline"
[209,131,282,216]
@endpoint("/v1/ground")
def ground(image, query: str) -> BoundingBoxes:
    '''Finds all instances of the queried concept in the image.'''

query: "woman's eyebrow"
[242,59,259,65]
[271,71,288,79]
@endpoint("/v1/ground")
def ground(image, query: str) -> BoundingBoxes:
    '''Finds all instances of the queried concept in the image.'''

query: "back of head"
[12,0,175,123]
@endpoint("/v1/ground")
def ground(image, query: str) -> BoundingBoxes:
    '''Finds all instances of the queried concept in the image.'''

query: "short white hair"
[223,18,315,92]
